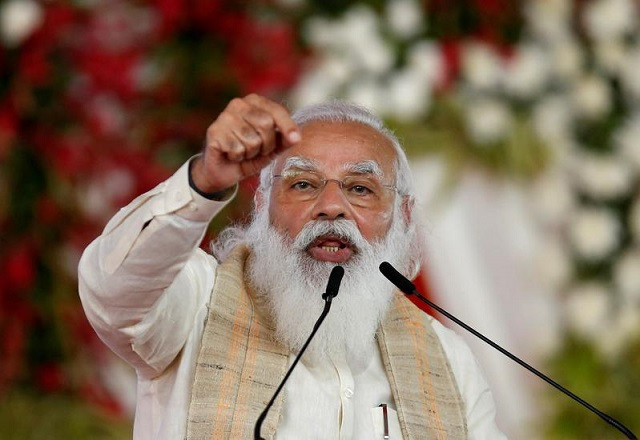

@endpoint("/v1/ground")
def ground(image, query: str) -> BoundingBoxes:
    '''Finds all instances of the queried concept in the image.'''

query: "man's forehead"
[272,119,398,176]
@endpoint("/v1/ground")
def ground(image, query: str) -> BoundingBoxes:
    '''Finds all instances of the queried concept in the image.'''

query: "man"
[79,94,506,439]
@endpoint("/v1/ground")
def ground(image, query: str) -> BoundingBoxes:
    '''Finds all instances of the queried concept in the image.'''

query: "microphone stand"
[379,262,637,440]
[254,266,344,440]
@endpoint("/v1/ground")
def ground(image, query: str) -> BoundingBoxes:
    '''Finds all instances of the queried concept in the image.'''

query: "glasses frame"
[270,172,399,208]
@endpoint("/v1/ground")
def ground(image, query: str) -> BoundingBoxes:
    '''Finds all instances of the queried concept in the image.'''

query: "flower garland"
[0,0,304,420]
[284,0,639,437]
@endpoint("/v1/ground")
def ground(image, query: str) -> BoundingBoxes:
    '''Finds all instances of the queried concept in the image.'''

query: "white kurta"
[78,160,507,439]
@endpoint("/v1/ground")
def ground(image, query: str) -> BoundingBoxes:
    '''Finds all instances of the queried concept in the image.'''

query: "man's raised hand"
[190,94,301,194]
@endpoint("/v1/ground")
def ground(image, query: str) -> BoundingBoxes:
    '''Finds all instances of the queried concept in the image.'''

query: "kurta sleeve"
[78,158,236,378]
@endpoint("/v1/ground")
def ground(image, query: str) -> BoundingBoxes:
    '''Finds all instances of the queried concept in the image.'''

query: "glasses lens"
[274,172,392,208]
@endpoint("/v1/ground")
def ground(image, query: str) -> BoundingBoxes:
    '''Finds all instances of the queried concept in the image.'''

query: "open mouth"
[306,235,355,263]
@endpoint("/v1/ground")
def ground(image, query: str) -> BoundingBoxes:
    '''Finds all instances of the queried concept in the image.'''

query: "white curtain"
[412,157,560,440]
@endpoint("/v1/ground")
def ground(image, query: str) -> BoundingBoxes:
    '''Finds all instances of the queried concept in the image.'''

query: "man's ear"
[401,195,414,227]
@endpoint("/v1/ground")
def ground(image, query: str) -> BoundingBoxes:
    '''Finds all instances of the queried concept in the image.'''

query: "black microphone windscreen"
[379,262,416,294]
[326,266,345,298]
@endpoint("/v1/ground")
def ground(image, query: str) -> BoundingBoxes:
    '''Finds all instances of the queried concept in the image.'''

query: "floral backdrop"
[0,0,638,438]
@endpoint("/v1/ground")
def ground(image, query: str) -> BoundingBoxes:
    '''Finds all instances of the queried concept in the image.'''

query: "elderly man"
[79,94,506,439]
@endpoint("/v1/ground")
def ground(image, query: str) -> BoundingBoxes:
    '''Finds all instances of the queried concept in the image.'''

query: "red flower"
[438,40,461,91]
[73,49,143,102]
[153,0,190,37]
[192,0,223,31]
[36,195,61,225]
[18,44,52,86]
[0,105,18,162]
[0,318,28,390]
[35,363,67,393]
[5,243,36,293]
[227,20,302,95]
[34,130,92,180]
[80,380,124,417]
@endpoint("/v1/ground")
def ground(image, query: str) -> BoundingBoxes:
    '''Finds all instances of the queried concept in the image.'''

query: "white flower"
[582,0,637,42]
[342,6,394,75]
[614,248,640,305]
[594,306,640,359]
[619,45,640,101]
[386,0,424,40]
[564,282,612,340]
[594,40,627,75]
[572,152,635,200]
[461,42,504,91]
[530,169,576,227]
[615,113,640,172]
[549,38,584,82]
[568,207,621,261]
[464,98,512,145]
[535,239,573,290]
[407,40,444,86]
[0,0,43,47]
[90,4,156,52]
[133,59,164,92]
[304,16,339,48]
[291,63,342,108]
[290,53,357,108]
[532,94,574,145]
[524,0,572,43]
[503,43,550,99]
[356,36,394,76]
[81,168,136,221]
[345,79,386,115]
[571,74,612,120]
[274,0,306,7]
[383,68,431,122]
[631,198,640,242]
[88,94,128,136]
[60,244,83,280]
[305,7,394,76]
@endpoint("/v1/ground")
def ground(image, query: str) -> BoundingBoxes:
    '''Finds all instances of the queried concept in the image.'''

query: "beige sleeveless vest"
[186,246,467,439]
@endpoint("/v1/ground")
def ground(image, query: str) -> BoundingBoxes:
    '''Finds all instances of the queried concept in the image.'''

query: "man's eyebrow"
[281,157,319,174]
[344,160,384,178]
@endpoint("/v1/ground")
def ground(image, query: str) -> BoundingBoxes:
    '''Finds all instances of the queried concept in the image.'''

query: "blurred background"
[0,0,639,438]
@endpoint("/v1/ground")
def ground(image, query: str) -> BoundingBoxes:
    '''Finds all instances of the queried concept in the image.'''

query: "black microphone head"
[325,266,345,299]
[379,262,416,294]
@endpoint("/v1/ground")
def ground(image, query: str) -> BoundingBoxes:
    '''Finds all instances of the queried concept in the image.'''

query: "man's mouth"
[306,235,355,263]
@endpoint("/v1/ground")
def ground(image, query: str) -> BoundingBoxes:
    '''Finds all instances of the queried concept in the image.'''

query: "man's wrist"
[188,157,236,201]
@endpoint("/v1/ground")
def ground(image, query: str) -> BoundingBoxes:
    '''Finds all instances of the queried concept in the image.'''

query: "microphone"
[379,261,637,440]
[254,265,345,440]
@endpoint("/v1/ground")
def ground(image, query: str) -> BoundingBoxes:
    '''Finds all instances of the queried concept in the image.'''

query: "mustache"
[293,219,369,252]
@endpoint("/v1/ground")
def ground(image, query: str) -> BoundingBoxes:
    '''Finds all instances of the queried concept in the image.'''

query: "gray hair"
[257,101,415,199]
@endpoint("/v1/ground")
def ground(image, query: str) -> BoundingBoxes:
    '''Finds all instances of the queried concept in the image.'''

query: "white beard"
[243,205,413,368]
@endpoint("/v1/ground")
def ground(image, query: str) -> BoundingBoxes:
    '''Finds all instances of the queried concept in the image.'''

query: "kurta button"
[344,388,354,398]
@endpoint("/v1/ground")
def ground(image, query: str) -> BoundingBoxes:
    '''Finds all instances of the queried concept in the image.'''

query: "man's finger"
[245,94,300,147]
[239,151,279,178]
[232,119,263,160]
[243,107,276,157]
[219,133,246,162]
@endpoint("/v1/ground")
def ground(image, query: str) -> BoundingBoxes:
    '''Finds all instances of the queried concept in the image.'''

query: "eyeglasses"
[271,171,398,209]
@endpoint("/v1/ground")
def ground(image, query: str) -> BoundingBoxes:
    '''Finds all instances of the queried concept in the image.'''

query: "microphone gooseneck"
[379,261,637,440]
[254,265,345,440]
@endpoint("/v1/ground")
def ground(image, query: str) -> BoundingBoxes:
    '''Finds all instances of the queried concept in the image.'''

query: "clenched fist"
[190,94,301,194]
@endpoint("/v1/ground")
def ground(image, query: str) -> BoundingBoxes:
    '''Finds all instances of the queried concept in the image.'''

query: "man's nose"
[311,180,351,220]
